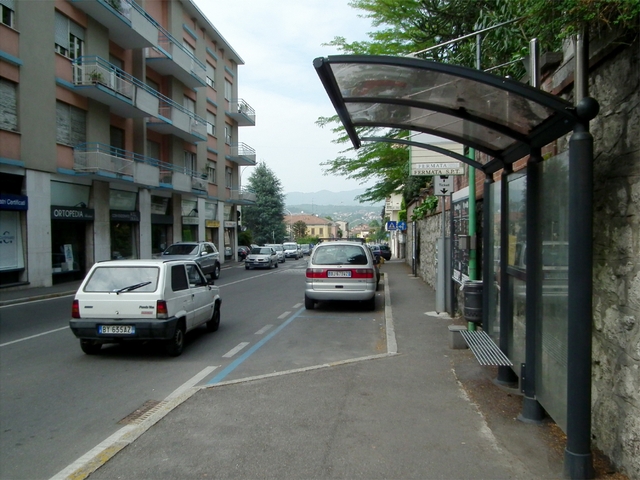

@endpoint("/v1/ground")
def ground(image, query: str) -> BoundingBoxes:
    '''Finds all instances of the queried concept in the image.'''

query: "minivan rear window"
[313,245,368,265]
[84,267,159,292]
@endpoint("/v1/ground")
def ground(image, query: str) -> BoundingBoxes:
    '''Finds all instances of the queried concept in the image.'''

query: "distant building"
[285,214,337,239]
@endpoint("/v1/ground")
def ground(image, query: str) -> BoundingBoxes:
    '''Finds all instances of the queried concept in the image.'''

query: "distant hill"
[285,189,382,207]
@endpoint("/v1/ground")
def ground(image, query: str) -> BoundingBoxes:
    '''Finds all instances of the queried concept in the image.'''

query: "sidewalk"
[60,260,564,480]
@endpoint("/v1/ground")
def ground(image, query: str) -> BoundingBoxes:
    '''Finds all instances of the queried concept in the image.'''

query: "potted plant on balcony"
[89,70,104,84]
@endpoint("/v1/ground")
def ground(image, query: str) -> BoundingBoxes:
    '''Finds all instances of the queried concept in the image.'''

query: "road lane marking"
[277,311,291,319]
[0,326,69,348]
[50,366,218,480]
[222,342,250,358]
[292,303,302,308]
[255,325,273,335]
[207,307,305,385]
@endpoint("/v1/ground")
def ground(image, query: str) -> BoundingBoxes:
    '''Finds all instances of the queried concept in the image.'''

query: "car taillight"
[306,268,327,278]
[351,268,374,279]
[71,300,80,318]
[156,300,168,319]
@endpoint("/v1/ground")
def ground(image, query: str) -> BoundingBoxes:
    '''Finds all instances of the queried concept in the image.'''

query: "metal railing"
[72,56,134,98]
[147,23,206,80]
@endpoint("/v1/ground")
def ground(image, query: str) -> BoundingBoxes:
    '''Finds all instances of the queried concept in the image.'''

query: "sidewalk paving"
[47,259,566,480]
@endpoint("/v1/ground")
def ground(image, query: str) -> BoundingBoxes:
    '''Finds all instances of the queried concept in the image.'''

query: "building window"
[225,167,232,188]
[311,228,315,235]
[206,63,215,88]
[0,78,18,131]
[207,111,216,136]
[183,95,196,114]
[1,0,15,28]
[147,140,160,161]
[224,79,232,101]
[56,101,86,146]
[183,41,196,58]
[224,123,232,144]
[183,151,196,174]
[207,163,216,184]
[55,11,84,60]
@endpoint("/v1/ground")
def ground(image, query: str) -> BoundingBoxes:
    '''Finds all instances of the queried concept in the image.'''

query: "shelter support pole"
[436,203,446,313]
[519,148,545,423]
[481,175,493,332]
[564,32,599,480]
[497,164,518,386]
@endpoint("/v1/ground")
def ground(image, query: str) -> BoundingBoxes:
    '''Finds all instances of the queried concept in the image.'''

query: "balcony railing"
[228,142,256,166]
[73,56,135,99]
[149,94,207,142]
[228,99,256,126]
[69,0,159,49]
[146,25,206,88]
[230,188,257,204]
[73,143,207,193]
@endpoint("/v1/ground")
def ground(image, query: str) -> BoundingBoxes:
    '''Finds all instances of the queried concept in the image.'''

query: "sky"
[193,0,377,195]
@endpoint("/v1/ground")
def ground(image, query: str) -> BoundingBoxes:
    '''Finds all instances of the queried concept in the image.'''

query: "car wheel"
[275,261,279,268]
[80,339,102,355]
[364,295,376,311]
[207,304,221,332]
[212,262,221,279]
[165,322,185,357]
[304,295,315,310]
[245,265,249,270]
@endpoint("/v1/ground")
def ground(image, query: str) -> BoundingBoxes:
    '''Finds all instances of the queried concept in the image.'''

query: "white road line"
[292,303,302,308]
[0,326,69,348]
[222,342,250,358]
[255,325,273,335]
[50,366,219,480]
[0,294,75,309]
[277,311,291,319]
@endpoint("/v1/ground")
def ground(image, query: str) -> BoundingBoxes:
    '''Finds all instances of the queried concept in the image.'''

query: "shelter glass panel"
[487,180,501,339]
[507,172,526,377]
[536,151,570,432]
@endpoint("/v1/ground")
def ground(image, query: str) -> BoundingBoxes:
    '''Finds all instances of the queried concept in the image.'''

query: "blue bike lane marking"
[207,306,306,385]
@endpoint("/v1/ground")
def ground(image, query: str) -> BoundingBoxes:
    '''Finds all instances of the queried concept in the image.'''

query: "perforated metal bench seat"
[459,330,513,366]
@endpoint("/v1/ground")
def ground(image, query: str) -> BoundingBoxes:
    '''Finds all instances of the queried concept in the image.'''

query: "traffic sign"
[386,221,397,231]
[435,175,453,196]
[397,221,407,231]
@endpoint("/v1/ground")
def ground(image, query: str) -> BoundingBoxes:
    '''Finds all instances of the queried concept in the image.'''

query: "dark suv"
[161,242,221,279]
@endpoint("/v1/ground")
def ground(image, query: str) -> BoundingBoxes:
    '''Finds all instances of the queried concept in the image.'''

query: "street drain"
[118,400,163,425]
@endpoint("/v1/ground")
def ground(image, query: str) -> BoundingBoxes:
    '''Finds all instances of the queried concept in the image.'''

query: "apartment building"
[0,0,256,288]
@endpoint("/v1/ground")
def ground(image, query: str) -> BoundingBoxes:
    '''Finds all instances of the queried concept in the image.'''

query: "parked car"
[161,241,221,279]
[238,246,250,261]
[283,242,303,259]
[368,244,382,262]
[69,259,222,357]
[300,244,312,256]
[245,246,279,269]
[379,244,391,261]
[265,244,286,263]
[305,240,378,311]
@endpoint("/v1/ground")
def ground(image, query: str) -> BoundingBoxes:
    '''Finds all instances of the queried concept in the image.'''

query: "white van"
[283,242,302,259]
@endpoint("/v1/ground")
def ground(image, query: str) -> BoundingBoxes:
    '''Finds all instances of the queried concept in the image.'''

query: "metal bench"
[459,330,513,366]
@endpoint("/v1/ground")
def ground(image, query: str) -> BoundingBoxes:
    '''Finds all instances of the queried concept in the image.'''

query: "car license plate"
[328,270,351,278]
[99,325,135,335]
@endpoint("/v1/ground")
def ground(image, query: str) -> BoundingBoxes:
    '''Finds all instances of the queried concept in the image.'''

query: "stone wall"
[589,35,640,477]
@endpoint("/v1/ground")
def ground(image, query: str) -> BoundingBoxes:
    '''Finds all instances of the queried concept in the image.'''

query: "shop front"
[110,190,139,260]
[0,193,28,286]
[181,199,199,241]
[151,195,172,256]
[204,201,219,250]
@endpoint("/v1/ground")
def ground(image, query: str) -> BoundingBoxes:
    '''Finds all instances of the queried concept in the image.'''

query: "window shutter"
[0,79,17,131]
[69,106,86,146]
[56,102,70,144]
[69,18,84,41]
[54,12,68,47]
[0,0,16,10]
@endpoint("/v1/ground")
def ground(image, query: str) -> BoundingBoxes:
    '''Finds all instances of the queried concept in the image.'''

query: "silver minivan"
[305,241,378,310]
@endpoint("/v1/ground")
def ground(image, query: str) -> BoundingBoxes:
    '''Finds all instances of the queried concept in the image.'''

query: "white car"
[265,244,286,263]
[283,242,303,259]
[69,259,222,356]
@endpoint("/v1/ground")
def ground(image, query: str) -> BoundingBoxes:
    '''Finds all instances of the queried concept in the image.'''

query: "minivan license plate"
[328,270,351,278]
[99,325,135,335]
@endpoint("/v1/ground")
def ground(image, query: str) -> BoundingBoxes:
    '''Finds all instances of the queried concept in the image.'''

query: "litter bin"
[463,280,483,324]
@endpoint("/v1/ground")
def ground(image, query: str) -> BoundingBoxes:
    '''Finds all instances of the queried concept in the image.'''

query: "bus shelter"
[314,54,599,479]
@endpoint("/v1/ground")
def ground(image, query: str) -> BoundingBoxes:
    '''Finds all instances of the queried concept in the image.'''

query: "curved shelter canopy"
[313,55,579,173]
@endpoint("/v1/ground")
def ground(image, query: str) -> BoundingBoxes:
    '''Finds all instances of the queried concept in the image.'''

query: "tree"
[319,0,639,203]
[292,221,307,240]
[242,162,287,244]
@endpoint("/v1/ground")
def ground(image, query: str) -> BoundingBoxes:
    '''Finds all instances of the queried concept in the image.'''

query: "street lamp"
[283,208,293,240]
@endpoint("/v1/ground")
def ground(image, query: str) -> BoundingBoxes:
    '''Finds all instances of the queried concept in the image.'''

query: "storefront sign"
[0,194,28,211]
[224,221,236,228]
[206,220,220,228]
[110,210,140,222]
[51,206,95,221]
[182,216,199,225]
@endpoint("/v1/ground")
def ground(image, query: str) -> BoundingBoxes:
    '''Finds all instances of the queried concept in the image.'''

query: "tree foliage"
[242,162,287,244]
[318,0,639,205]
[292,221,307,240]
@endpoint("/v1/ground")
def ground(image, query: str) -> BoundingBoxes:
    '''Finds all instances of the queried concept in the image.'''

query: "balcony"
[147,95,206,143]
[69,0,159,49]
[73,143,159,186]
[158,162,207,194]
[228,143,256,166]
[228,99,256,126]
[146,26,206,88]
[229,188,257,205]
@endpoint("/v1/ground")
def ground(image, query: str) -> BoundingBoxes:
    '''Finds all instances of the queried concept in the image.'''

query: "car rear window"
[84,267,159,292]
[313,246,368,265]
[163,244,197,255]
